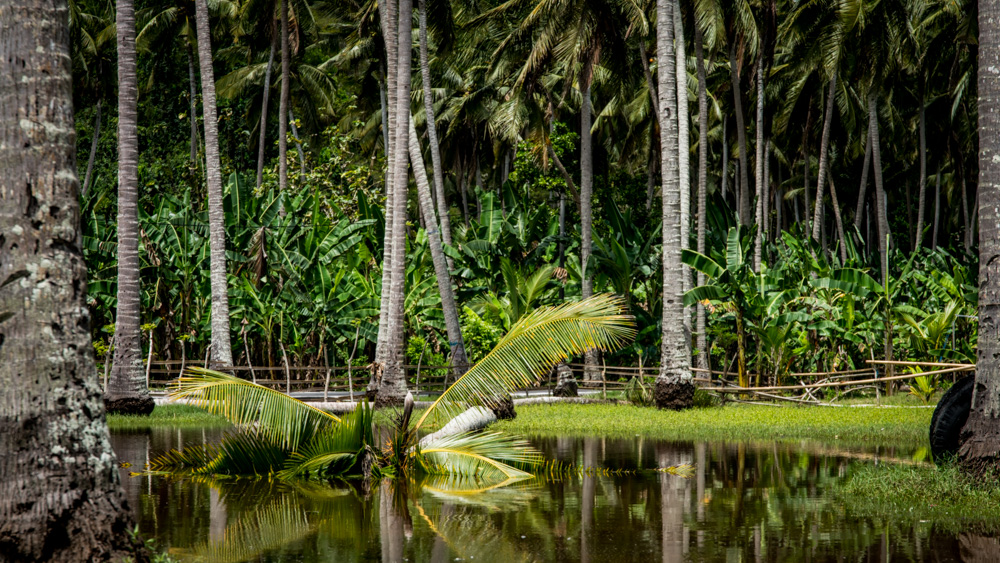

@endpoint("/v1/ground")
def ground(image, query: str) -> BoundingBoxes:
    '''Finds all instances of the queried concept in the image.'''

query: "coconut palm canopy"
[149,294,636,486]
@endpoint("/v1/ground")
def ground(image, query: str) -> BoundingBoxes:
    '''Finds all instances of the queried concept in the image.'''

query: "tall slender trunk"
[255,40,276,191]
[753,55,765,269]
[373,0,413,406]
[195,0,234,366]
[828,175,848,264]
[869,92,890,283]
[763,139,770,242]
[721,115,728,204]
[0,0,146,555]
[654,0,693,409]
[801,98,814,235]
[694,22,708,370]
[374,0,398,365]
[959,0,1000,470]
[854,127,872,231]
[108,0,154,415]
[811,75,837,241]
[185,37,200,171]
[915,99,927,250]
[639,39,659,116]
[288,107,306,174]
[418,0,452,247]
[407,119,469,373]
[730,45,751,226]
[581,56,599,381]
[278,0,289,194]
[82,97,102,197]
[674,1,690,302]
[932,163,941,248]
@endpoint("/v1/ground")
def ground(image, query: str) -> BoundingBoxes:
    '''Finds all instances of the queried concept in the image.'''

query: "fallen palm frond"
[419,431,542,481]
[180,497,315,563]
[415,294,636,429]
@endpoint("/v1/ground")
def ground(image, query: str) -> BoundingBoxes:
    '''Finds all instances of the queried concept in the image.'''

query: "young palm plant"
[150,294,635,486]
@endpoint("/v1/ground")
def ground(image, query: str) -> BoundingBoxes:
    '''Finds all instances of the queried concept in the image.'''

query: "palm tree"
[107,0,154,415]
[278,0,289,194]
[417,0,453,247]
[693,17,709,370]
[959,0,1000,472]
[194,0,234,366]
[655,0,693,410]
[0,0,144,556]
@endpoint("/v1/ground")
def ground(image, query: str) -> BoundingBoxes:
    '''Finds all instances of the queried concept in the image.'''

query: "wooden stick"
[867,360,974,368]
[711,365,970,393]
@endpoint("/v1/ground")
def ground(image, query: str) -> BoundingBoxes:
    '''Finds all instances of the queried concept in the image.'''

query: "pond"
[112,428,980,562]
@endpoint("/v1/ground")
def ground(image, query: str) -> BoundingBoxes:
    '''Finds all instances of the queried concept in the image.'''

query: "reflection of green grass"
[107,404,229,430]
[491,403,933,447]
[837,463,1000,534]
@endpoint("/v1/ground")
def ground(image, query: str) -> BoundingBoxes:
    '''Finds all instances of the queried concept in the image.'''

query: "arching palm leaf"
[419,431,542,481]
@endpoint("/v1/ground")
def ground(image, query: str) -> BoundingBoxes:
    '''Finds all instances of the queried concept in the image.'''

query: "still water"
[111,428,989,562]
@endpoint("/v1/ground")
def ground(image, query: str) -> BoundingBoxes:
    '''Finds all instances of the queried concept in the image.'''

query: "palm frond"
[278,403,374,479]
[414,294,635,429]
[419,431,542,481]
[171,367,339,449]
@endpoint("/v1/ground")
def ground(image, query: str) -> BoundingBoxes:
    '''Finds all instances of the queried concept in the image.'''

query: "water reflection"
[111,430,982,562]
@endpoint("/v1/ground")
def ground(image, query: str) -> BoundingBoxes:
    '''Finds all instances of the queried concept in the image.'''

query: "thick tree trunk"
[255,40,276,191]
[0,0,148,558]
[581,59,600,381]
[407,119,469,374]
[753,55,765,270]
[374,0,398,365]
[694,22,708,370]
[915,100,927,250]
[185,38,200,172]
[418,0,453,248]
[959,1,1000,472]
[854,127,872,231]
[655,0,693,410]
[811,75,837,242]
[674,0,690,302]
[82,97,102,197]
[195,0,234,367]
[108,0,154,415]
[730,45,751,226]
[278,0,289,194]
[373,0,413,406]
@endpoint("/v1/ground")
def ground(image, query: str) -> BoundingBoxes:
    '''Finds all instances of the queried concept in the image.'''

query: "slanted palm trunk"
[82,97,102,197]
[194,0,233,366]
[654,0,693,410]
[729,45,751,226]
[256,40,276,190]
[854,127,872,232]
[418,0,452,248]
[407,118,469,374]
[959,0,1000,472]
[694,22,708,370]
[278,0,289,195]
[107,0,154,415]
[811,75,837,242]
[0,0,146,557]
[372,0,413,406]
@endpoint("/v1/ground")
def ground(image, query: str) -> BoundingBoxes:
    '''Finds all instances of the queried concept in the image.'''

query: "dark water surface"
[111,428,991,562]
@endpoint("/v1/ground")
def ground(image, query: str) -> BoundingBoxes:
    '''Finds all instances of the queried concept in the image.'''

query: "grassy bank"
[107,404,229,431]
[491,402,934,447]
[836,463,1000,533]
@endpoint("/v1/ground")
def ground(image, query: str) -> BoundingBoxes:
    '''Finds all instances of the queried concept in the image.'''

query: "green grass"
[836,462,1000,534]
[107,404,230,431]
[490,402,934,447]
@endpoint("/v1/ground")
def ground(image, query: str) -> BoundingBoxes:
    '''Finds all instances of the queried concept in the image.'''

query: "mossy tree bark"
[0,0,148,557]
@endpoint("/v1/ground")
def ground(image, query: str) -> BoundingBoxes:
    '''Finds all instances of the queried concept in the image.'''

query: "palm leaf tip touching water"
[415,293,636,429]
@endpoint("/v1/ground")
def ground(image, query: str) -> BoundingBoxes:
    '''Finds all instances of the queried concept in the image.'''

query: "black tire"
[930,374,975,461]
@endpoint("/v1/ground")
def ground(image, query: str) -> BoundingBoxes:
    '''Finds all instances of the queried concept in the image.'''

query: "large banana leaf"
[413,294,635,429]
[170,367,340,449]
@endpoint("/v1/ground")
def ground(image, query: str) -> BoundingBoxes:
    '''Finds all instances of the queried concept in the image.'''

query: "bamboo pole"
[711,365,970,393]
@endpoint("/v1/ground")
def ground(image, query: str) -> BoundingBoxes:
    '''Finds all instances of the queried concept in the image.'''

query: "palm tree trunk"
[581,56,599,381]
[753,55,765,270]
[730,44,751,226]
[801,98,813,235]
[932,163,941,248]
[674,0,691,336]
[639,39,659,116]
[869,92,890,283]
[255,40,276,191]
[407,118,469,374]
[694,21,708,370]
[722,115,728,203]
[373,0,413,406]
[418,0,452,248]
[1,0,145,553]
[811,75,837,241]
[854,127,872,231]
[278,0,289,195]
[195,0,233,367]
[654,0,693,410]
[82,97,102,197]
[288,107,307,174]
[374,0,398,366]
[108,0,154,415]
[915,99,927,250]
[959,1,1000,470]
[185,37,200,172]
[828,175,848,264]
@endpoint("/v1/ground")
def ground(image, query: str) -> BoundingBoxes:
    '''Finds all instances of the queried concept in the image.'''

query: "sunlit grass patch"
[107,404,230,430]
